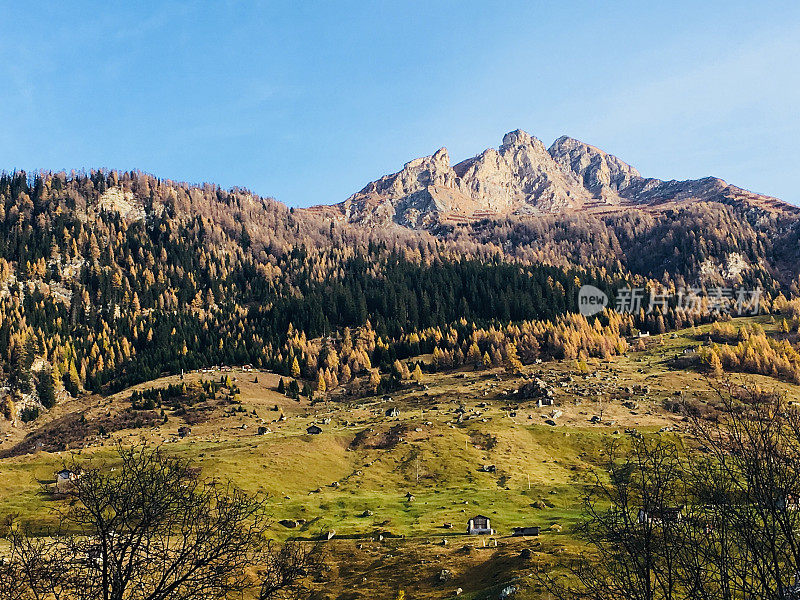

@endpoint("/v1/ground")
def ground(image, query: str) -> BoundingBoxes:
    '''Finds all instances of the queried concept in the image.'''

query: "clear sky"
[1,1,798,207]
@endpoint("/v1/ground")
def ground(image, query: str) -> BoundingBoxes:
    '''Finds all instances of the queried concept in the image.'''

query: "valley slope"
[0,135,800,599]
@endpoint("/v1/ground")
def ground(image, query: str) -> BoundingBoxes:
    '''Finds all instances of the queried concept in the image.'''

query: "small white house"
[467,515,494,535]
[638,506,683,525]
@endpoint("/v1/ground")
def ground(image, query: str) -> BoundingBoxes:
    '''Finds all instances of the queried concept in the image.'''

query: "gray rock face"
[496,129,590,212]
[548,136,641,200]
[341,147,462,228]
[548,136,735,206]
[453,147,515,212]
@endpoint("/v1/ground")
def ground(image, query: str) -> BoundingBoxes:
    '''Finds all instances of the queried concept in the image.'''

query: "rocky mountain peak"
[403,146,450,171]
[431,146,450,165]
[501,128,535,148]
[317,129,787,228]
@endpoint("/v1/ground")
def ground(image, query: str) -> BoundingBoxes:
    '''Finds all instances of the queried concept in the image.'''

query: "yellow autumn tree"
[317,371,327,393]
[504,342,523,374]
[708,348,724,378]
[369,369,381,392]
[467,342,481,366]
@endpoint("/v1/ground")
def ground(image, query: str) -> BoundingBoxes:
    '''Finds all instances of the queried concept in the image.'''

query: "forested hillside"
[1,169,799,421]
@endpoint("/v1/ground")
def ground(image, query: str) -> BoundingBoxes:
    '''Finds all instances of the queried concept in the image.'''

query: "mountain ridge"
[306,130,792,227]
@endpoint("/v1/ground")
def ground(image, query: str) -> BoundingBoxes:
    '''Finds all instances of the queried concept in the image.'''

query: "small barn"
[467,515,494,535]
[512,526,540,537]
[307,425,323,435]
[54,469,78,494]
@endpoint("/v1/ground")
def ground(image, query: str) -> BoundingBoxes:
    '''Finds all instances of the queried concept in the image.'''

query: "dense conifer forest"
[1,169,799,417]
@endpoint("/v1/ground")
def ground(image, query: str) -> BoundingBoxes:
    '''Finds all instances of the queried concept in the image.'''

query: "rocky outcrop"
[319,129,787,228]
[96,187,146,221]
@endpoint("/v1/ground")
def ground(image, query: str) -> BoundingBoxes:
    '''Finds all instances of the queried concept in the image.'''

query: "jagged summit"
[548,135,642,200]
[309,130,788,228]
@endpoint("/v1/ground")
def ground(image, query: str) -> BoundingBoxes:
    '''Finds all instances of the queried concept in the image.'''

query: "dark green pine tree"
[9,339,32,393]
[37,368,57,409]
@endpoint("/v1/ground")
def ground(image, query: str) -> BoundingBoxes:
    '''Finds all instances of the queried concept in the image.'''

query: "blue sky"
[1,1,798,206]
